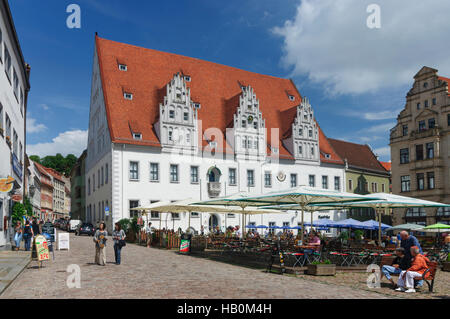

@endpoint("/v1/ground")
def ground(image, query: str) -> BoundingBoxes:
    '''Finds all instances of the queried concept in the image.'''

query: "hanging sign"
[0,176,14,193]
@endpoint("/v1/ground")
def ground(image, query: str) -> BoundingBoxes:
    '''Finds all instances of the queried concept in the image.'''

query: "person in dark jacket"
[381,247,410,288]
[23,220,34,251]
[32,218,40,236]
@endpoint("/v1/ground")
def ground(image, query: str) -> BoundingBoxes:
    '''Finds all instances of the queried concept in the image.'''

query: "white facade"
[0,1,29,248]
[85,46,346,235]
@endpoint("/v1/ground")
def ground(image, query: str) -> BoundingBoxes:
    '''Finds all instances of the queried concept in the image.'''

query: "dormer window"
[288,95,295,101]
[193,103,201,109]
[124,92,133,100]
[132,133,142,140]
[184,75,191,82]
[325,153,331,159]
[119,64,127,71]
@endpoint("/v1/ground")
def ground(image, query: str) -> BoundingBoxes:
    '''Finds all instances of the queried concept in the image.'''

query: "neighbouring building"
[24,156,41,216]
[85,35,347,234]
[61,175,71,217]
[45,168,66,220]
[34,162,53,220]
[328,139,391,223]
[390,66,450,226]
[0,0,30,248]
[379,161,392,193]
[70,150,86,221]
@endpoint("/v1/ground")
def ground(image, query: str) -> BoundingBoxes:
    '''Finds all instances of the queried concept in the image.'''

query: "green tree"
[30,153,78,176]
[23,196,33,217]
[29,155,41,164]
[11,202,26,225]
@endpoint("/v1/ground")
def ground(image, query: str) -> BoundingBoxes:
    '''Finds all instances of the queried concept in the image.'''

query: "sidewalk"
[0,250,30,295]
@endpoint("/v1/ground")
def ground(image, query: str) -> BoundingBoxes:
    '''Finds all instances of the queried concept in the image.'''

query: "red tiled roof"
[96,36,342,164]
[33,162,51,178]
[380,161,391,172]
[438,76,450,96]
[328,139,388,174]
[44,167,64,182]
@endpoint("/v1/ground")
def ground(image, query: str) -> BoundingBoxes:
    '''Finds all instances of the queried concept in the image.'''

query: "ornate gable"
[282,97,320,164]
[156,73,198,150]
[229,85,266,160]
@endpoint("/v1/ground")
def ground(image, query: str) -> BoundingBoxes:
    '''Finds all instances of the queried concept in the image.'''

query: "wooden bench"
[379,255,438,292]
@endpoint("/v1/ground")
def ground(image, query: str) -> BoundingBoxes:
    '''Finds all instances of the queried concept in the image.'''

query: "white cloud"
[347,109,401,121]
[27,116,47,134]
[273,0,450,95]
[373,146,390,157]
[27,130,88,158]
[40,104,49,111]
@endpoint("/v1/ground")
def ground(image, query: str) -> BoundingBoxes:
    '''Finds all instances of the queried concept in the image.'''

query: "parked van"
[69,220,82,232]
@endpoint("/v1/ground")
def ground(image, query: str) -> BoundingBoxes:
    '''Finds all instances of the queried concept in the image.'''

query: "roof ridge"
[96,35,292,82]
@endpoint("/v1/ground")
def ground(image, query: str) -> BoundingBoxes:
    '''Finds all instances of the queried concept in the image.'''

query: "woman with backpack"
[112,222,126,265]
[23,220,34,251]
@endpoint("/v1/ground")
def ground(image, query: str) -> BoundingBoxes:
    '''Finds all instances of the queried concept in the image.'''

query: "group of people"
[380,231,428,293]
[13,218,43,251]
[92,222,126,266]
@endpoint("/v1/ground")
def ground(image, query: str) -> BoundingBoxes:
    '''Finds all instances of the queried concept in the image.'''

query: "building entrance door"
[209,214,219,231]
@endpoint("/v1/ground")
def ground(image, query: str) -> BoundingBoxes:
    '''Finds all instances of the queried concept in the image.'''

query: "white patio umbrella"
[219,186,380,243]
[132,198,282,234]
[312,193,450,245]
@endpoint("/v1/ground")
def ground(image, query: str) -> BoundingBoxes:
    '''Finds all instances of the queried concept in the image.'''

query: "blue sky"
[10,0,450,161]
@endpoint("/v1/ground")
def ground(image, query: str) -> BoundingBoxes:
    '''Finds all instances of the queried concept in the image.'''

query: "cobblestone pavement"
[0,250,30,294]
[295,268,450,299]
[0,233,393,299]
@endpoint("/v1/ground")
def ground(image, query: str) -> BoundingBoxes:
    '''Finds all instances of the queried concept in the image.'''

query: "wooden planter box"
[443,262,450,272]
[307,264,336,276]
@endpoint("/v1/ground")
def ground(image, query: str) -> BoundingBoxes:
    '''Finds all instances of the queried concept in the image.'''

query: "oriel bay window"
[129,161,139,181]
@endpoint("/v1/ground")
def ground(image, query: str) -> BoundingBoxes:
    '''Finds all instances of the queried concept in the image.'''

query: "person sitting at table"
[380,247,410,288]
[308,231,321,248]
[234,225,241,238]
[396,246,430,293]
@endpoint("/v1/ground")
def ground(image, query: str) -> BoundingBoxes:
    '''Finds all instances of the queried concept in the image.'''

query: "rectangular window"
[101,167,104,186]
[309,175,315,187]
[426,142,434,159]
[448,114,450,126]
[432,98,436,105]
[424,100,429,108]
[229,168,236,186]
[401,176,410,192]
[129,161,139,180]
[98,169,100,186]
[264,171,272,187]
[322,176,328,189]
[428,118,435,129]
[183,112,189,121]
[4,45,11,82]
[105,163,109,184]
[247,170,254,187]
[268,222,276,235]
[427,172,435,190]
[400,148,409,164]
[129,200,139,219]
[5,113,10,138]
[169,110,175,119]
[418,121,426,132]
[334,176,340,191]
[190,166,199,183]
[0,104,3,131]
[417,173,425,191]
[402,125,408,136]
[290,174,297,188]
[150,200,160,219]
[416,144,424,161]
[417,103,420,110]
[150,163,159,181]
[348,179,353,192]
[382,184,385,193]
[170,164,179,183]
[12,129,17,155]
[88,178,91,196]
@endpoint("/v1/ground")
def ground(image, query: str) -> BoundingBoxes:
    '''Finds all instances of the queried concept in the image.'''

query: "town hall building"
[85,35,348,234]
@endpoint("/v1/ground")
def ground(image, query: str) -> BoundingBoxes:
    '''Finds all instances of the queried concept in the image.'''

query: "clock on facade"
[277,171,286,182]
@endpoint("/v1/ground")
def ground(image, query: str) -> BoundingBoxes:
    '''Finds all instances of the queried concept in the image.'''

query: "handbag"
[118,240,126,248]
